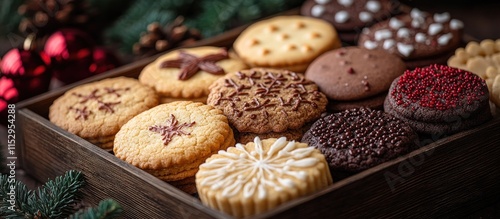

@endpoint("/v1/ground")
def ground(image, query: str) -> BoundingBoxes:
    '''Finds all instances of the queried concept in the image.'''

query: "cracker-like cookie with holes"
[233,16,341,72]
[358,8,464,69]
[139,46,247,103]
[207,68,328,144]
[49,77,159,150]
[301,0,397,43]
[113,101,235,194]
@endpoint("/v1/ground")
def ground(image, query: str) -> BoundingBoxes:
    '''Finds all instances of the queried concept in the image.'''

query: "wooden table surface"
[2,0,500,217]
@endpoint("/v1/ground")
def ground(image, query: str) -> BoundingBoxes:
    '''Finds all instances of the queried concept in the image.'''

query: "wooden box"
[17,10,500,218]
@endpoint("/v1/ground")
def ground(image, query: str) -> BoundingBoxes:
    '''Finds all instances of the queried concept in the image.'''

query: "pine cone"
[18,0,90,36]
[133,16,202,58]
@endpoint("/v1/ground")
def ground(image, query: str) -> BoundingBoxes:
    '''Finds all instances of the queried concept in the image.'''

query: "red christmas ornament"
[89,47,120,75]
[44,28,94,84]
[0,48,52,100]
[0,76,20,125]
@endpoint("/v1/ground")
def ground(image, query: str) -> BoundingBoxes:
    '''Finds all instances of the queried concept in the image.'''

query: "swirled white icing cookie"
[196,137,332,218]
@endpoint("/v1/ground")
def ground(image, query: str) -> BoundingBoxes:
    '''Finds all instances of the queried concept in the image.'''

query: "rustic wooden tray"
[16,8,500,218]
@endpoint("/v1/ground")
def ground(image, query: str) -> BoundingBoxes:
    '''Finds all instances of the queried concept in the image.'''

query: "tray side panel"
[18,109,228,219]
[256,119,500,218]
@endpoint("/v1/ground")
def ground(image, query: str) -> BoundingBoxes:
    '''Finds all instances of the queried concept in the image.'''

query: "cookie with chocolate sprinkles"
[302,107,418,173]
[207,68,328,134]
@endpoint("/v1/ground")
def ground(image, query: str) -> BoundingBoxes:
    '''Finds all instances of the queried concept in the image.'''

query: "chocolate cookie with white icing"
[301,0,396,42]
[358,8,464,69]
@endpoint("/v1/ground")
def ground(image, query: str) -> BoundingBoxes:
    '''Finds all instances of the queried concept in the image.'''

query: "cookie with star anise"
[138,46,247,103]
[49,77,159,149]
[113,101,235,194]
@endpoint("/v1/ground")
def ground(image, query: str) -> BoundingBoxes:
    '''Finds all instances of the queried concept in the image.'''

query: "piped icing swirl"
[196,137,332,218]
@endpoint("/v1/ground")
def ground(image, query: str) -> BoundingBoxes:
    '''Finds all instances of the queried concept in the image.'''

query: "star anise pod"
[133,16,202,58]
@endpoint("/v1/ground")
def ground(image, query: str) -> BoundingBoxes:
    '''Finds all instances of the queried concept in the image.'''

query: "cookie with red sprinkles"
[302,107,418,173]
[384,64,492,135]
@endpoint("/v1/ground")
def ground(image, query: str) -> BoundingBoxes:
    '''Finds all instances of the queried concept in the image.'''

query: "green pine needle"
[69,199,123,219]
[0,170,85,219]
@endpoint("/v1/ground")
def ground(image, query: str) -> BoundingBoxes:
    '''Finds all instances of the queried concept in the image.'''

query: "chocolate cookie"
[207,68,328,134]
[358,8,464,69]
[327,92,387,112]
[302,107,418,173]
[384,64,492,135]
[301,0,395,42]
[305,46,405,111]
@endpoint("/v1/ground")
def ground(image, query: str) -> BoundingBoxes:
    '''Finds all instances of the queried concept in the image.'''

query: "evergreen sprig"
[0,170,85,218]
[69,199,123,219]
[0,170,123,219]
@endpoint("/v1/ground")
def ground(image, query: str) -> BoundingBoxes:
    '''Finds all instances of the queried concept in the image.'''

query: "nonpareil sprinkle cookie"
[49,77,159,149]
[302,107,418,173]
[233,16,341,72]
[384,64,492,135]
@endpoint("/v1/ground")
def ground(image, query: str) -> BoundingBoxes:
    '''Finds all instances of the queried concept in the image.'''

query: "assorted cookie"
[301,0,396,42]
[113,101,235,194]
[447,39,500,108]
[49,77,159,149]
[207,68,328,143]
[139,46,247,103]
[233,16,341,72]
[384,64,492,135]
[305,46,406,111]
[358,8,464,69]
[302,107,418,173]
[196,137,332,218]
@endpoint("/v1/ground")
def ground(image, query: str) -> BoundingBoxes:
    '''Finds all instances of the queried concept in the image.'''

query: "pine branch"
[0,173,33,218]
[0,170,85,219]
[69,199,123,219]
[32,170,85,218]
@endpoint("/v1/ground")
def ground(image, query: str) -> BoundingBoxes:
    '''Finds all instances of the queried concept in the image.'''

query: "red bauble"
[0,76,20,125]
[44,29,95,84]
[89,47,120,75]
[0,48,52,100]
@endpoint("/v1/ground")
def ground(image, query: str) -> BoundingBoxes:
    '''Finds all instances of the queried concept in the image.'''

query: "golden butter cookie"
[207,68,328,134]
[113,101,235,193]
[233,16,341,72]
[196,137,332,218]
[49,77,159,149]
[139,46,247,103]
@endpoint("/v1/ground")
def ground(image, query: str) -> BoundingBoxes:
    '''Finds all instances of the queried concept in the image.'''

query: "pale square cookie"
[233,16,341,72]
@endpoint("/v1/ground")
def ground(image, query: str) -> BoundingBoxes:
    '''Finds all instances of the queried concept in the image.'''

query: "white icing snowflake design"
[198,137,319,199]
